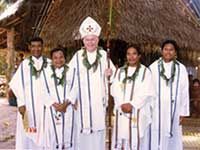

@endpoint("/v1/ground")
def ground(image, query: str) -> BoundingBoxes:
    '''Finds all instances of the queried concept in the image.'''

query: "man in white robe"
[68,16,115,150]
[43,47,77,150]
[9,37,51,150]
[149,39,189,150]
[111,45,155,150]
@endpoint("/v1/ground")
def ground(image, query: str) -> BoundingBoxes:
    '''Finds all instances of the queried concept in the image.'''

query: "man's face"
[30,41,43,58]
[83,35,99,52]
[52,51,66,68]
[162,43,176,62]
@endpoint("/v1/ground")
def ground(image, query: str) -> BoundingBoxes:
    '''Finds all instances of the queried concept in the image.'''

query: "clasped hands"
[121,103,133,113]
[52,100,71,113]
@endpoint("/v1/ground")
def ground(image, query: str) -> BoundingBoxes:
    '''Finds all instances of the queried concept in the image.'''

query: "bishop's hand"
[53,100,71,112]
[105,68,113,77]
[121,103,133,113]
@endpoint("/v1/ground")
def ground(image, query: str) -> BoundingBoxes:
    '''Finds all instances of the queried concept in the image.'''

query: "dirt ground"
[0,97,200,150]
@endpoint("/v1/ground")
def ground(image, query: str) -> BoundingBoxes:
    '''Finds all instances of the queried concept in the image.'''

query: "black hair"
[50,47,66,60]
[193,78,200,85]
[161,39,179,51]
[29,37,43,45]
[126,44,141,55]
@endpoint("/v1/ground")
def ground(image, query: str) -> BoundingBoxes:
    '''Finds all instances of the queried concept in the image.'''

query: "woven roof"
[40,0,200,53]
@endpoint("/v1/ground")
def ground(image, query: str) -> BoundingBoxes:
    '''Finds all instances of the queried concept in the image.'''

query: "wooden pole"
[7,27,15,81]
[107,0,113,149]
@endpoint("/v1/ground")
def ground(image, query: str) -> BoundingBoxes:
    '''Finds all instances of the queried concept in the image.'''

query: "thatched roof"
[1,0,200,65]
[0,0,52,50]
[40,0,200,53]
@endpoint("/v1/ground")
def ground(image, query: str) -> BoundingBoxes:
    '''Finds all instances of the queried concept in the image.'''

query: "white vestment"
[43,65,77,150]
[9,56,51,150]
[149,58,189,150]
[68,48,115,150]
[111,64,155,150]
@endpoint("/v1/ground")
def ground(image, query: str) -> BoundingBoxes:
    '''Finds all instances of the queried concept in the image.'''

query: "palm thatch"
[40,0,108,48]
[0,0,200,65]
[40,0,200,51]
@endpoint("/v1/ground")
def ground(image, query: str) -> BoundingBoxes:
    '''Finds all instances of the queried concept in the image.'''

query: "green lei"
[159,59,178,85]
[51,65,69,86]
[122,63,141,84]
[28,56,48,78]
[82,47,102,72]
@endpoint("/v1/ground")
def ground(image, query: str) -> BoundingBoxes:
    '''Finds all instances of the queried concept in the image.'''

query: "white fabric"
[55,67,64,78]
[78,130,105,150]
[43,65,77,150]
[111,64,155,150]
[87,50,97,64]
[68,48,115,149]
[149,58,190,150]
[32,56,43,70]
[79,16,101,38]
[9,57,51,149]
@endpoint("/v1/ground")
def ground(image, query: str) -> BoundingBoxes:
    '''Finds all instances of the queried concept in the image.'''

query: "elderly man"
[68,16,115,150]
[9,37,51,149]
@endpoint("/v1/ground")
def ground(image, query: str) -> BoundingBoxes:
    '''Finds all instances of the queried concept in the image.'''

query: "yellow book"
[22,111,29,132]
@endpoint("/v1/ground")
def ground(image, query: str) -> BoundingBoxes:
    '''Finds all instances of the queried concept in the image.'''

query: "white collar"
[32,56,43,62]
[127,66,136,76]
[87,50,97,64]
[55,66,64,73]
[55,66,64,78]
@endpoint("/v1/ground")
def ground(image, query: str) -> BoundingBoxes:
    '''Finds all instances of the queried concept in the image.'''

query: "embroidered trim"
[76,53,84,132]
[86,70,93,133]
[30,66,36,127]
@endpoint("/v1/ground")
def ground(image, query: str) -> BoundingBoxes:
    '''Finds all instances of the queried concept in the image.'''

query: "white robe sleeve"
[40,65,56,107]
[66,67,78,104]
[40,82,55,107]
[108,59,116,83]
[9,62,25,107]
[130,68,156,109]
[179,65,190,116]
[67,54,79,104]
[111,70,124,109]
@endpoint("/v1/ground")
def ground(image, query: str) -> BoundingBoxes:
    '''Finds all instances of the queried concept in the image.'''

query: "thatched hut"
[36,0,200,66]
[1,0,200,67]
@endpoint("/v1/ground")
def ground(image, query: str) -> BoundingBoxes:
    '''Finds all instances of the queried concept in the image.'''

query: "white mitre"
[79,16,101,38]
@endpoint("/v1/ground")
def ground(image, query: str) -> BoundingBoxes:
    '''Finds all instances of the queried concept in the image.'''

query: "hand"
[105,68,113,77]
[18,105,26,119]
[121,103,133,113]
[53,100,71,112]
[72,100,78,110]
[179,116,184,125]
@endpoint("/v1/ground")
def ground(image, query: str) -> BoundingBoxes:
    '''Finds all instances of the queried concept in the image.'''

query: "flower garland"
[122,63,141,84]
[159,59,178,85]
[28,56,48,78]
[82,47,102,72]
[51,65,69,86]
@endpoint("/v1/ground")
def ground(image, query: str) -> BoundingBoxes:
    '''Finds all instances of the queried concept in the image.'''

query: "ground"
[0,97,200,150]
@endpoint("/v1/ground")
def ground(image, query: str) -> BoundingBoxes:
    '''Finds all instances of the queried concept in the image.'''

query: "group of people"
[9,16,189,150]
